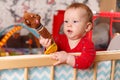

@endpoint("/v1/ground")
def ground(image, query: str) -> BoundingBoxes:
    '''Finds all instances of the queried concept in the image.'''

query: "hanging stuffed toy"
[23,11,57,54]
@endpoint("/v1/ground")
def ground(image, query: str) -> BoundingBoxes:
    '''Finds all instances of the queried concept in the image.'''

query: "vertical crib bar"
[111,60,115,80]
[93,63,98,80]
[50,66,54,80]
[24,68,28,80]
[73,68,77,80]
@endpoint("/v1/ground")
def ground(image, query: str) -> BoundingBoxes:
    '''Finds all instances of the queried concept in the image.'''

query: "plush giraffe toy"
[23,11,57,54]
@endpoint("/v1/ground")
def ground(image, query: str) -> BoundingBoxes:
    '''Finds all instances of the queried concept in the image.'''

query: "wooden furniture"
[100,0,120,12]
[0,50,120,80]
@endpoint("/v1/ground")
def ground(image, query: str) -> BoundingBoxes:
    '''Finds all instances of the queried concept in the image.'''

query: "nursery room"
[0,0,120,80]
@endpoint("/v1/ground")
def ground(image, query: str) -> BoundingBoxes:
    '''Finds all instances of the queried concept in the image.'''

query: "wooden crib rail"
[0,50,120,69]
[0,54,57,69]
[95,50,120,62]
[0,50,120,80]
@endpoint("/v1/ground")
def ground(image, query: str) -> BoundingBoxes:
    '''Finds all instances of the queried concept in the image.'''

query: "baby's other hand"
[39,36,51,48]
[51,51,69,65]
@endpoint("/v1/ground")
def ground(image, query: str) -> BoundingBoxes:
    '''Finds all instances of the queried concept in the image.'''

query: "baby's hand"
[51,51,69,65]
[39,36,52,48]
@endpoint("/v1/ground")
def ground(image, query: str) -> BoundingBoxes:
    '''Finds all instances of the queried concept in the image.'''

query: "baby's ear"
[85,22,93,32]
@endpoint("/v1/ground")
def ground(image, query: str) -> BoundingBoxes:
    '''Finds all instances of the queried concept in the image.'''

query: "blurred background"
[0,0,120,52]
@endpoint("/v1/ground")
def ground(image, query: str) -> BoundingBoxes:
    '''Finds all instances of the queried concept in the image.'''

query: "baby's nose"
[67,23,72,27]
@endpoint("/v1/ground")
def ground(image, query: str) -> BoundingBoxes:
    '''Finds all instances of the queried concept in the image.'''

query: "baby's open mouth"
[67,30,72,34]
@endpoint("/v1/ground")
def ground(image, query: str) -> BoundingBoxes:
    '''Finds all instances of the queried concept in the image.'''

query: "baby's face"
[64,8,89,40]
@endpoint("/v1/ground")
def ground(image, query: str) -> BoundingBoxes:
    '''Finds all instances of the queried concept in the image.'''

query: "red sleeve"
[73,40,96,69]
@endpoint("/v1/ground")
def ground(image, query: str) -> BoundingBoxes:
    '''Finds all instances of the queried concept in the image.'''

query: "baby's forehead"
[65,8,88,17]
[66,8,87,14]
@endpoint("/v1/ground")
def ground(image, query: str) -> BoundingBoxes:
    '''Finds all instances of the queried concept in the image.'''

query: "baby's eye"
[64,20,68,23]
[73,20,79,23]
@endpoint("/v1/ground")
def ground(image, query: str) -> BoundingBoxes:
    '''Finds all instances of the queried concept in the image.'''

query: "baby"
[40,3,96,69]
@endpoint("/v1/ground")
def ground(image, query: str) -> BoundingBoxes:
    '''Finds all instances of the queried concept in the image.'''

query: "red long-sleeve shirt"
[53,34,96,69]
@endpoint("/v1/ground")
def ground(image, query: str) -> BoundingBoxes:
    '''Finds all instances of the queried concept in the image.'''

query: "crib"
[0,50,120,80]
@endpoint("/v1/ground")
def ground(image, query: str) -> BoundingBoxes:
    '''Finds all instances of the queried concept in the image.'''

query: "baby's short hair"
[66,3,93,23]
